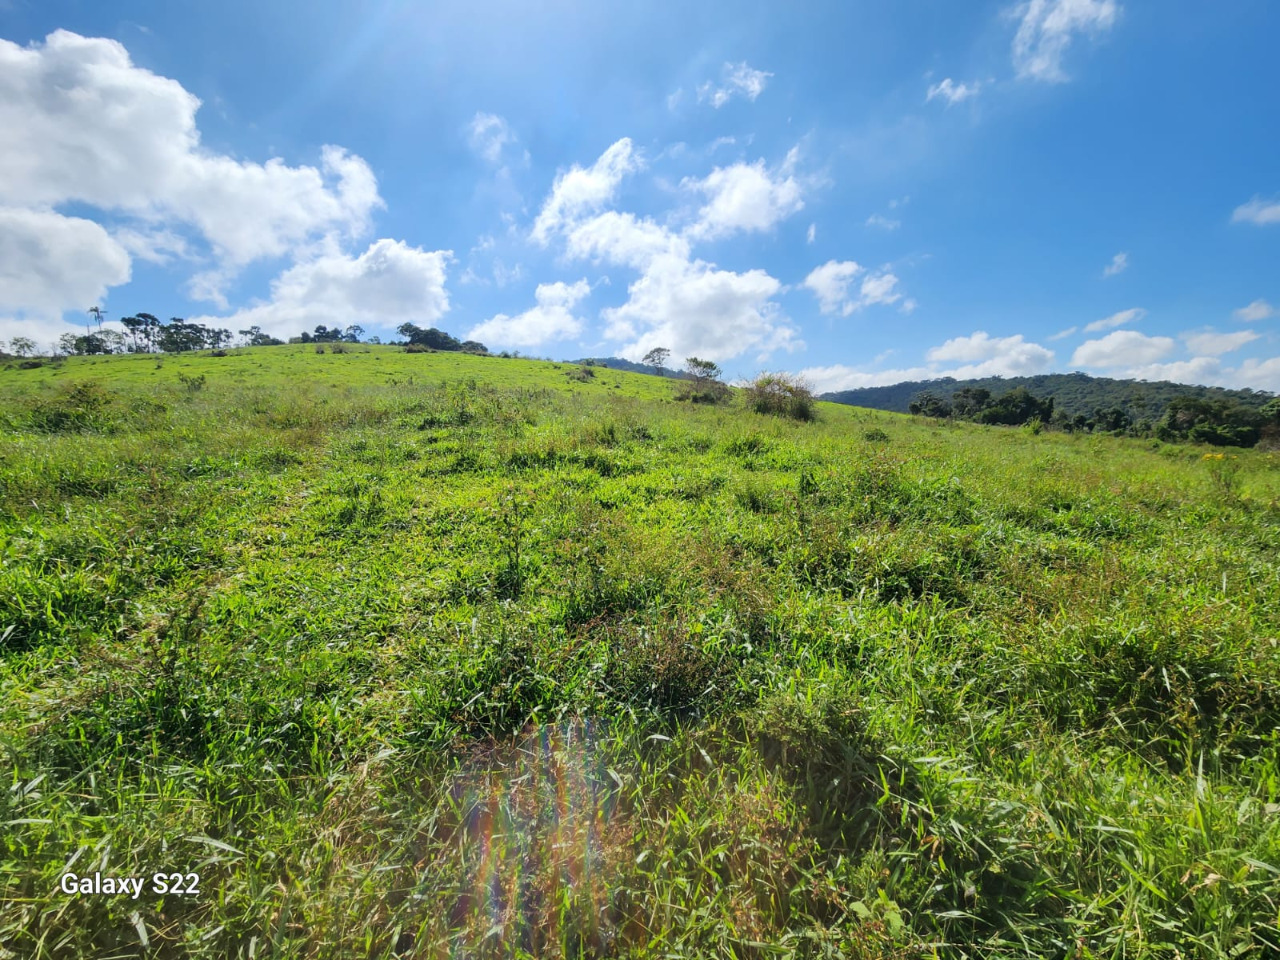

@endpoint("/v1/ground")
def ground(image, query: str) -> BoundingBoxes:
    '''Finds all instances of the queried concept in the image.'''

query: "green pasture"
[1,346,1278,958]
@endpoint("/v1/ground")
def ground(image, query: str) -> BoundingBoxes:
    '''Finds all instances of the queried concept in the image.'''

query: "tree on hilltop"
[643,346,671,376]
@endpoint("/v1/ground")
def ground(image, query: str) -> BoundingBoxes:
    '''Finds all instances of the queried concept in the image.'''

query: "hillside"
[2,346,1278,958]
[823,371,1275,418]
[572,355,691,378]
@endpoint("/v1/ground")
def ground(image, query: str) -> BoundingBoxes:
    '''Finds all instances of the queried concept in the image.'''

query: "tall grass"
[1,345,1277,957]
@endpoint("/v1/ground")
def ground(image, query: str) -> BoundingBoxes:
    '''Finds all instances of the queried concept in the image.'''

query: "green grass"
[1,345,1278,958]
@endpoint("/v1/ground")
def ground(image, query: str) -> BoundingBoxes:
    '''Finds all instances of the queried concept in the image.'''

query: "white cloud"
[1181,329,1259,357]
[1123,357,1226,386]
[803,260,862,315]
[530,138,639,244]
[566,211,690,269]
[0,29,384,318]
[865,214,901,230]
[1048,326,1078,340]
[530,139,800,364]
[1232,356,1280,392]
[698,61,772,108]
[1235,299,1275,322]
[1012,0,1119,83]
[683,156,804,240]
[191,239,451,337]
[806,223,816,244]
[803,260,903,316]
[926,78,980,105]
[602,253,795,363]
[799,330,1054,393]
[859,272,902,307]
[1118,355,1280,392]
[1102,251,1128,277]
[468,112,523,166]
[1232,196,1280,226]
[800,363,938,393]
[1071,329,1175,367]
[1083,306,1145,332]
[926,331,1051,367]
[0,206,131,321]
[468,279,589,348]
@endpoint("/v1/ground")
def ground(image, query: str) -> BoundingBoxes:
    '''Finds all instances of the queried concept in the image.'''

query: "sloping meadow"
[1,346,1279,958]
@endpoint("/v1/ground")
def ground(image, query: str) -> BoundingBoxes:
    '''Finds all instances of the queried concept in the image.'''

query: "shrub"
[674,380,731,404]
[863,428,890,443]
[405,343,434,354]
[745,373,817,421]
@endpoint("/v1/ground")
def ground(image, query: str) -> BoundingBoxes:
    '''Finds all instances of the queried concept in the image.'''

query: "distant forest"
[824,372,1279,448]
[822,372,1274,419]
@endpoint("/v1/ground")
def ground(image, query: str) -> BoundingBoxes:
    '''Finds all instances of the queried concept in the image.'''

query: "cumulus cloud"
[799,330,1054,393]
[1048,326,1078,341]
[1235,299,1275,322]
[527,140,800,363]
[698,61,773,108]
[926,78,980,105]
[468,279,590,348]
[1119,355,1280,392]
[0,29,386,320]
[191,239,451,337]
[530,138,639,244]
[1071,329,1175,367]
[865,214,901,230]
[1232,196,1280,226]
[1181,329,1259,357]
[1083,306,1145,333]
[0,207,131,324]
[802,260,901,316]
[803,261,861,315]
[566,211,690,269]
[683,154,804,240]
[1012,0,1119,82]
[926,331,1053,368]
[1102,251,1128,277]
[601,253,795,362]
[806,223,816,244]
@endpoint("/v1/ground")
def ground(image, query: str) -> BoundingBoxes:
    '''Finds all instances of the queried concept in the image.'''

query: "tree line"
[2,314,488,358]
[908,385,1280,448]
[826,371,1273,420]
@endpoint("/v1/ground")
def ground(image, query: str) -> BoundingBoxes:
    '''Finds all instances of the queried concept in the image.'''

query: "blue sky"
[2,0,1278,390]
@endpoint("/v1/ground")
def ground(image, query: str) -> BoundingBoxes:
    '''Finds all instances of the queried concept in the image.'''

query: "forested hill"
[822,371,1275,418]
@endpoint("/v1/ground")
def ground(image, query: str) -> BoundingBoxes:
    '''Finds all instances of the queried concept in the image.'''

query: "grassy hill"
[2,345,1279,958]
[823,371,1275,418]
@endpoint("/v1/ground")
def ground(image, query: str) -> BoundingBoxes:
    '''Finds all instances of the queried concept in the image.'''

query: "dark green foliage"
[827,370,1274,420]
[1156,395,1267,447]
[745,372,817,420]
[396,322,488,353]
[975,386,1055,425]
[907,391,951,417]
